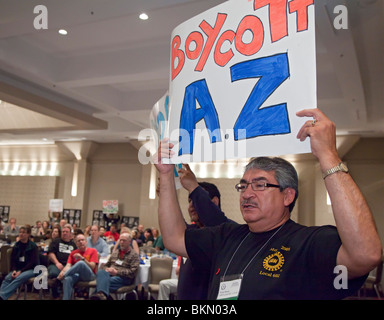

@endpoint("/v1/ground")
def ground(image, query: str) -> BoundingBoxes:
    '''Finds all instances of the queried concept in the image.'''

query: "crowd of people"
[0,217,166,300]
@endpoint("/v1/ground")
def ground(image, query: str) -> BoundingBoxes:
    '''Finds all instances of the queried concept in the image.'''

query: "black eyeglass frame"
[234,181,281,192]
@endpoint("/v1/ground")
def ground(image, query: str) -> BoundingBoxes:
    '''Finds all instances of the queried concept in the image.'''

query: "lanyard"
[222,222,285,278]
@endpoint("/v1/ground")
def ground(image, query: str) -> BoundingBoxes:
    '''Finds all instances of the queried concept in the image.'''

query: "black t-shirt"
[48,238,76,265]
[185,219,366,300]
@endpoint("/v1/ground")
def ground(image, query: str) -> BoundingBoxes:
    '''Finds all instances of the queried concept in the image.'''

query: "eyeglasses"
[235,181,281,192]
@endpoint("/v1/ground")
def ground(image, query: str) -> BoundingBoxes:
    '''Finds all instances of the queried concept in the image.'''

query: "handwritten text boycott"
[172,0,314,80]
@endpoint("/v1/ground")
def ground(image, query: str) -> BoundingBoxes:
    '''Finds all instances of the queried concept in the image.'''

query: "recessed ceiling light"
[139,13,149,20]
[58,29,68,35]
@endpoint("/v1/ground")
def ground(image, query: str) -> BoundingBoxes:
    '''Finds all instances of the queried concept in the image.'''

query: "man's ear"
[211,196,220,207]
[283,188,296,207]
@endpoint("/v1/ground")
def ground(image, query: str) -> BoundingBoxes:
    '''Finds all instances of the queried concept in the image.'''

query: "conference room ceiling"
[0,0,382,152]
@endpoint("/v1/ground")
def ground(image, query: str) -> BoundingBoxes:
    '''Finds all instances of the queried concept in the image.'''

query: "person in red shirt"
[104,224,119,242]
[58,233,99,300]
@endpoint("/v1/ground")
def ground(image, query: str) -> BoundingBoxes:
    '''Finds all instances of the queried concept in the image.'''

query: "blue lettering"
[179,79,221,155]
[231,53,291,140]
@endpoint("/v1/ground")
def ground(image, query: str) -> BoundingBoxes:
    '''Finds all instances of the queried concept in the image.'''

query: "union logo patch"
[263,251,285,272]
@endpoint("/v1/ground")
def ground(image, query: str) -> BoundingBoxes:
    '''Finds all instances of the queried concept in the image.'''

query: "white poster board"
[49,199,63,212]
[163,0,316,163]
[150,91,170,143]
[149,92,183,188]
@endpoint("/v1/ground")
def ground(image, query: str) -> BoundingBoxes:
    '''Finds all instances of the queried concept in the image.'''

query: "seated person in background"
[31,220,43,237]
[131,229,139,245]
[113,227,140,255]
[42,220,50,235]
[58,234,99,300]
[137,224,145,245]
[0,226,39,300]
[99,226,107,241]
[87,225,110,257]
[51,226,61,241]
[90,232,140,300]
[83,225,91,238]
[59,219,67,229]
[152,228,164,251]
[47,224,76,298]
[43,230,52,246]
[143,228,154,246]
[3,217,19,236]
[104,224,119,243]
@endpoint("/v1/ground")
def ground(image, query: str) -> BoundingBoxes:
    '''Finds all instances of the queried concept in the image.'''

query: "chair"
[32,235,45,243]
[0,245,11,281]
[147,256,173,300]
[5,247,12,275]
[143,247,157,256]
[16,277,44,300]
[7,235,18,243]
[73,279,97,299]
[111,282,139,300]
[359,256,383,299]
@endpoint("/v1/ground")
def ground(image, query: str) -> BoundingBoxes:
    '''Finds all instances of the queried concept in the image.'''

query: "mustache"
[241,199,258,207]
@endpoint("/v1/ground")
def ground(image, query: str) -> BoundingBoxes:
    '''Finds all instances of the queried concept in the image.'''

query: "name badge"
[115,259,123,265]
[217,274,243,300]
[19,256,25,262]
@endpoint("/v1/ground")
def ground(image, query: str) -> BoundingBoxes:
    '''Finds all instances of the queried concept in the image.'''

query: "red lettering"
[214,30,235,67]
[185,31,204,60]
[171,35,185,80]
[254,0,288,42]
[235,15,264,56]
[288,0,314,32]
[195,13,227,72]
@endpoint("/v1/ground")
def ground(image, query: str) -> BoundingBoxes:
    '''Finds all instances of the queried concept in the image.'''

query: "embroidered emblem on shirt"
[263,251,285,272]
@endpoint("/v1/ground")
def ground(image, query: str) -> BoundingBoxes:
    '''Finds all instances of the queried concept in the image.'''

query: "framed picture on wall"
[63,209,82,227]
[0,205,10,223]
[92,210,104,226]
[121,216,139,229]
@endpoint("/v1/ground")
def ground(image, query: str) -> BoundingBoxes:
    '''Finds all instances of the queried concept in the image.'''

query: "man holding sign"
[165,0,318,163]
[154,108,382,299]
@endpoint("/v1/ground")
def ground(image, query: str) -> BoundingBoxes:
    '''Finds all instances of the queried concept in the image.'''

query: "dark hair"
[198,182,221,209]
[19,225,31,234]
[52,226,61,237]
[73,228,84,236]
[245,157,299,212]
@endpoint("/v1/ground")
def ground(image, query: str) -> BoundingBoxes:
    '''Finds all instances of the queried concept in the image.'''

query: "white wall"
[0,175,57,225]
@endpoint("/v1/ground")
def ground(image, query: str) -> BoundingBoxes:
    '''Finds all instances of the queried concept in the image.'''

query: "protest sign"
[49,199,63,212]
[163,0,316,163]
[149,92,183,188]
[102,200,118,214]
[150,92,170,143]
